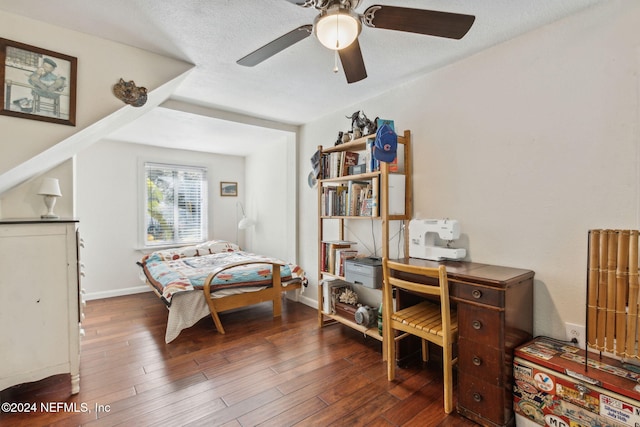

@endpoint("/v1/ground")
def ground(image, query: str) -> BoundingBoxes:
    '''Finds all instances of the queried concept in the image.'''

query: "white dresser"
[0,219,82,394]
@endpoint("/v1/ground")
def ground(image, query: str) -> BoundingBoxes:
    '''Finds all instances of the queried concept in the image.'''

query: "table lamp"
[38,178,62,219]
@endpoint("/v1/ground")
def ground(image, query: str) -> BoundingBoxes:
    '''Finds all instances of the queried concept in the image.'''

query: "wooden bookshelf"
[317,130,413,344]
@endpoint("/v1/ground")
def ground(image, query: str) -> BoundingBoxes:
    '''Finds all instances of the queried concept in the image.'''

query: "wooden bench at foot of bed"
[202,260,302,334]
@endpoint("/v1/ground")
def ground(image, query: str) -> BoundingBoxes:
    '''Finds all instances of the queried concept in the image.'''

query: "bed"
[138,240,306,342]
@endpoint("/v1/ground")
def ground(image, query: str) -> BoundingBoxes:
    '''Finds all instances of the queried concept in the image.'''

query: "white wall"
[0,10,192,218]
[76,140,246,299]
[245,133,297,262]
[1,160,75,219]
[298,1,640,340]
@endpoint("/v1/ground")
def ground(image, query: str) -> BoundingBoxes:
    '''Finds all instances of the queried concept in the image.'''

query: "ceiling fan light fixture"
[314,7,361,50]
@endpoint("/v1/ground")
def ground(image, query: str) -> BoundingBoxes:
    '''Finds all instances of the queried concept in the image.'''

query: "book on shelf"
[322,180,376,217]
[334,248,358,276]
[371,176,379,217]
[340,151,359,176]
[360,198,374,217]
[388,143,404,173]
[347,180,370,216]
[321,151,361,178]
[331,152,340,178]
[321,184,348,216]
[365,138,378,173]
[321,240,357,274]
[376,118,395,131]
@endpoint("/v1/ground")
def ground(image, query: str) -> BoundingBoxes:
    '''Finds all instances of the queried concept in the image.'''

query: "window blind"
[145,162,207,246]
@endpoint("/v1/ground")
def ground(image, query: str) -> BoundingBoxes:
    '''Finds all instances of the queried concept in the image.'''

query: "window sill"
[135,241,206,253]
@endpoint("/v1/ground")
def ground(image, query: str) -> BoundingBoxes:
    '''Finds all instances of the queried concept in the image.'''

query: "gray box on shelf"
[345,257,383,289]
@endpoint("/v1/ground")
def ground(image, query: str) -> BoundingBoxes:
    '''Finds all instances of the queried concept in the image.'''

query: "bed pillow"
[195,240,240,255]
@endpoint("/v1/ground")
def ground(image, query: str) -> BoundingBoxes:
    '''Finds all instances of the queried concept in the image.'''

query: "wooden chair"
[32,92,61,116]
[382,258,459,414]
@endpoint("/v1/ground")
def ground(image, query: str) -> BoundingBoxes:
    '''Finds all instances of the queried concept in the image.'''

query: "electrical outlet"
[565,322,585,349]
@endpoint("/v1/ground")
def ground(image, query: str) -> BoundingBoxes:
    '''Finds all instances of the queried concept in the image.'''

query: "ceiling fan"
[237,0,475,84]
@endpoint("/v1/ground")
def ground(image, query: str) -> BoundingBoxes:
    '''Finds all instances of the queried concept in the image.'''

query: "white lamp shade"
[238,216,256,230]
[38,178,62,197]
[315,9,361,50]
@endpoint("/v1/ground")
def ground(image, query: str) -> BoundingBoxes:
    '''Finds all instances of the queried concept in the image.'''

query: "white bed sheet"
[164,286,266,343]
[163,283,301,343]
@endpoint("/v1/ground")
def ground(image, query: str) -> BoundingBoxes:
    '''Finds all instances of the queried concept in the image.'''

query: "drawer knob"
[473,392,482,403]
[472,289,482,299]
[472,356,482,366]
[472,320,483,330]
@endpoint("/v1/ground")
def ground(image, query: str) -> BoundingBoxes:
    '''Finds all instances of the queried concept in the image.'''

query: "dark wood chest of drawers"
[395,258,534,427]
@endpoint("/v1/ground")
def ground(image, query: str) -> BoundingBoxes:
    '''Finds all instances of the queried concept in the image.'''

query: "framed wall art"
[220,182,238,197]
[0,38,77,126]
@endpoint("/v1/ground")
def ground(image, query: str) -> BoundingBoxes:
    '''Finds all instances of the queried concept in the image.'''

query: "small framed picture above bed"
[220,181,238,197]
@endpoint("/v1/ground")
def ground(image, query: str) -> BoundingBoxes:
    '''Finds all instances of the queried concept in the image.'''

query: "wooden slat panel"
[616,231,629,355]
[587,230,600,348]
[626,231,640,359]
[588,229,640,358]
[606,230,618,352]
[596,230,609,351]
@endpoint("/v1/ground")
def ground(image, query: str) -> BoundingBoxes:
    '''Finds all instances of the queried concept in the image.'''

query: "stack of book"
[319,179,379,217]
[320,240,357,275]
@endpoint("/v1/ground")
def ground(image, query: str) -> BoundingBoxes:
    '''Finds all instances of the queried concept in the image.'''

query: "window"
[144,162,207,247]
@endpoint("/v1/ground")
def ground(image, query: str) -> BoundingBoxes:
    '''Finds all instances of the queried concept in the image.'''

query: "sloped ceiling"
[0,0,604,154]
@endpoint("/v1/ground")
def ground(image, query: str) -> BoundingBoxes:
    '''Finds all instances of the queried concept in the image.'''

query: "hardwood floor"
[1,292,478,426]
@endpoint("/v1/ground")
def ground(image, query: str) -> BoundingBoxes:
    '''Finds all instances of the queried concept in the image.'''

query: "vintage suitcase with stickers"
[513,336,640,427]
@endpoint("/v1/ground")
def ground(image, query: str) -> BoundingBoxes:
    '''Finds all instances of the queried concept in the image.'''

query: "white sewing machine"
[409,219,467,261]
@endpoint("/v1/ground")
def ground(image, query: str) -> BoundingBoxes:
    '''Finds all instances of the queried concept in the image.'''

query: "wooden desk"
[393,257,534,427]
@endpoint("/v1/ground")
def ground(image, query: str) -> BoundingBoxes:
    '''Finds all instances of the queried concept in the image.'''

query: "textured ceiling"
[0,0,603,154]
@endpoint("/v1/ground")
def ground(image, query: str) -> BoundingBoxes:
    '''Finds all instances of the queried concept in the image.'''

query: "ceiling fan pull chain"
[333,12,340,72]
[335,13,340,49]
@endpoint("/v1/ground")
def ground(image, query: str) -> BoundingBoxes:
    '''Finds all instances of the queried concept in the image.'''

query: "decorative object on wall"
[0,38,77,126]
[38,177,62,219]
[112,78,147,107]
[220,181,238,197]
[307,171,318,189]
[310,149,321,177]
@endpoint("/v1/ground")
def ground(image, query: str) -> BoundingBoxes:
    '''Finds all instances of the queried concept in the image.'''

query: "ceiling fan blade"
[363,5,475,39]
[338,38,367,84]
[283,0,315,7]
[237,25,313,67]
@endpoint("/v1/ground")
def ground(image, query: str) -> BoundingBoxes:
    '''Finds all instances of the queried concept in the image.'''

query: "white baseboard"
[297,293,317,309]
[84,285,151,301]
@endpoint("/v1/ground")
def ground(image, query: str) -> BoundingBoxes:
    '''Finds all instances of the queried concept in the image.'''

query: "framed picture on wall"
[0,38,77,126]
[220,181,238,197]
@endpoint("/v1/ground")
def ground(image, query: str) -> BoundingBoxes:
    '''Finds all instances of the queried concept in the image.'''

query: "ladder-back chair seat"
[382,258,459,414]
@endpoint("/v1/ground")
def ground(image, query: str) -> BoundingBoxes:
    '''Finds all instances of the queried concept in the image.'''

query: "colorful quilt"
[139,241,306,306]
